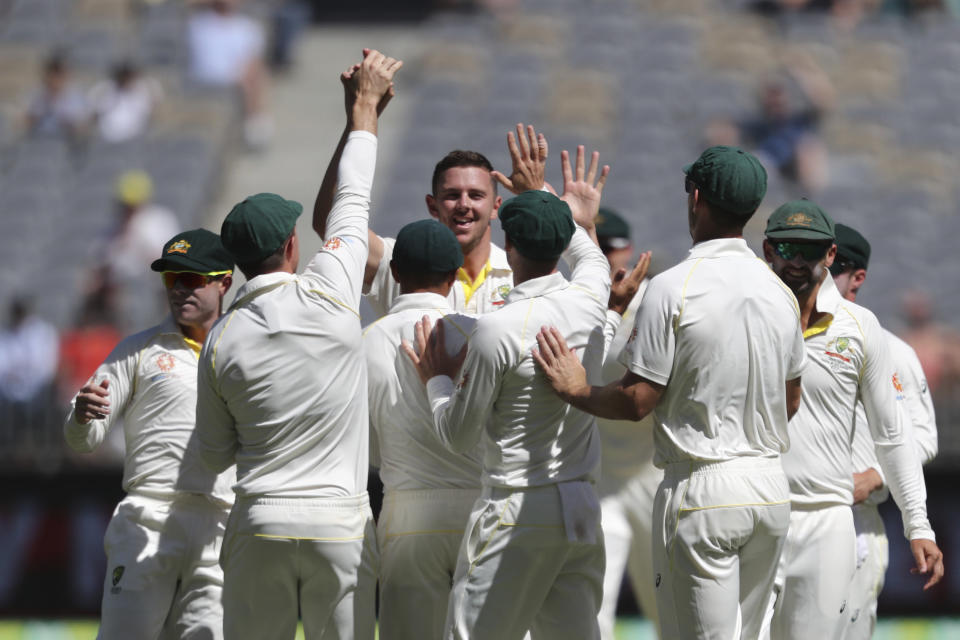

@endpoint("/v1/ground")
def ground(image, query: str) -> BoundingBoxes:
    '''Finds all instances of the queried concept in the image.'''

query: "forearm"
[326,131,378,241]
[426,375,482,453]
[567,379,652,422]
[349,95,380,136]
[563,227,611,294]
[63,410,106,453]
[313,125,351,238]
[876,441,934,541]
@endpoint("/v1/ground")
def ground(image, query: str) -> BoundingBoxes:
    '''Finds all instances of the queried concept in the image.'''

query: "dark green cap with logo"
[499,190,575,261]
[832,222,871,273]
[393,219,464,274]
[765,199,836,241]
[221,193,302,264]
[150,228,234,273]
[684,145,767,217]
[596,207,631,250]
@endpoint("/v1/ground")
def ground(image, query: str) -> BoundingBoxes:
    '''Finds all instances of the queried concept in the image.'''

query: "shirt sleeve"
[894,338,938,465]
[563,226,611,302]
[195,339,239,474]
[619,275,676,386]
[426,318,503,454]
[363,236,398,319]
[860,311,934,541]
[787,321,807,380]
[63,335,138,453]
[602,310,622,363]
[303,130,378,310]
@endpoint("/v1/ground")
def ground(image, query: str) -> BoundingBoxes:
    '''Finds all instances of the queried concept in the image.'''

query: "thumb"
[490,171,513,191]
[612,267,627,283]
[99,378,110,390]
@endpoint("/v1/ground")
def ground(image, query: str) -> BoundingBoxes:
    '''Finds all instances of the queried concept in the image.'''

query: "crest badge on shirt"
[157,353,175,372]
[491,284,511,307]
[324,237,343,251]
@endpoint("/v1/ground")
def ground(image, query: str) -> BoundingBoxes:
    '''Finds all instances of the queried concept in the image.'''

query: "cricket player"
[363,219,481,639]
[830,223,939,639]
[194,49,400,640]
[405,146,612,639]
[314,124,557,317]
[64,228,236,639]
[759,202,943,639]
[534,146,806,640]
[593,208,661,639]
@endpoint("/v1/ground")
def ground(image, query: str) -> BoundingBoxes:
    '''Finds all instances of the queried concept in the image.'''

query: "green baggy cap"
[684,145,767,216]
[393,219,464,274]
[150,228,234,274]
[499,190,575,261]
[596,207,631,250]
[221,193,303,265]
[832,223,872,273]
[765,199,836,241]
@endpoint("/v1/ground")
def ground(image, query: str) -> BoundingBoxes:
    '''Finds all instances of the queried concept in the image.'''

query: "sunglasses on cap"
[772,242,831,262]
[161,271,227,289]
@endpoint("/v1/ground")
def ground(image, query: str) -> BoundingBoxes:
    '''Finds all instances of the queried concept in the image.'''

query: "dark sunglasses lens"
[164,272,207,289]
[775,243,827,261]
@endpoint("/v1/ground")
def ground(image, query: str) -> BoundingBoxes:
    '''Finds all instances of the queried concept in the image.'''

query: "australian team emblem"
[168,239,191,254]
[785,212,813,227]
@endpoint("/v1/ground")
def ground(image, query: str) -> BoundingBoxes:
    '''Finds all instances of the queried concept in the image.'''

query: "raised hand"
[491,123,548,194]
[74,376,111,424]
[559,146,609,232]
[608,251,651,315]
[347,48,403,133]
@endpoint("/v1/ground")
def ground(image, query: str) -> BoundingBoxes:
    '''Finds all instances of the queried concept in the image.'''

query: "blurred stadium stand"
[1,0,958,621]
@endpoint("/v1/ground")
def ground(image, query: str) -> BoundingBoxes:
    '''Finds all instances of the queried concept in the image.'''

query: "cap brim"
[765,229,835,241]
[682,163,692,175]
[151,255,224,273]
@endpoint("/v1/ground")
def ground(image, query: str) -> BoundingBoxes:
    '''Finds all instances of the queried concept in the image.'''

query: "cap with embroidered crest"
[150,228,234,273]
[765,199,835,241]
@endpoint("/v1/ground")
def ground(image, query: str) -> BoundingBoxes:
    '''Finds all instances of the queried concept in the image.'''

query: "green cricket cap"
[683,145,767,217]
[221,193,302,264]
[832,223,871,272]
[393,219,464,274]
[765,199,836,241]
[150,228,234,273]
[499,190,575,261]
[596,207,631,250]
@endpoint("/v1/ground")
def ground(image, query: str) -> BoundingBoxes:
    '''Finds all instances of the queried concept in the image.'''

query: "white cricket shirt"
[366,238,513,317]
[851,328,938,506]
[196,131,376,499]
[64,316,235,504]
[426,226,609,488]
[363,293,482,491]
[621,238,806,466]
[783,275,934,540]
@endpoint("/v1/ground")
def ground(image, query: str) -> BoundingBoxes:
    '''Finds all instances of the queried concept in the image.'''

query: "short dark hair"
[707,200,752,232]
[431,150,496,196]
[395,267,457,292]
[237,238,287,280]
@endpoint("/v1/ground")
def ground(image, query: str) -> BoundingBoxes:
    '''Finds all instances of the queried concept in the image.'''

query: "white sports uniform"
[763,276,937,640]
[622,237,806,640]
[425,225,609,640]
[64,316,235,639]
[196,131,378,640]
[843,329,938,639]
[366,236,513,318]
[363,293,481,639]
[596,290,663,640]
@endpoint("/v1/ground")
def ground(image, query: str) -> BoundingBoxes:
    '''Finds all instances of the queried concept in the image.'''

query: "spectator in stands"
[187,0,272,149]
[25,53,88,140]
[900,290,960,396]
[88,60,163,143]
[706,53,834,193]
[0,296,59,430]
[103,170,180,330]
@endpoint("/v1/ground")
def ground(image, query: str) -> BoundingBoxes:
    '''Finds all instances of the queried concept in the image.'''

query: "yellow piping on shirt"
[210,310,238,374]
[675,259,704,334]
[518,300,536,353]
[308,289,361,319]
[457,260,493,305]
[252,533,366,541]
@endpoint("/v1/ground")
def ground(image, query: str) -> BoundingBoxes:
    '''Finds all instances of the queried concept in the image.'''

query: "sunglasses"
[162,272,224,289]
[772,242,830,262]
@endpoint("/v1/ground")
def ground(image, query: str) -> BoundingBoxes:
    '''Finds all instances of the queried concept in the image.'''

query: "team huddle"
[64,49,944,640]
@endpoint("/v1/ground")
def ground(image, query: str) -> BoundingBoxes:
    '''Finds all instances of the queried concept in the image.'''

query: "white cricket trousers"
[762,504,857,640]
[597,467,662,640]
[841,503,888,640]
[376,488,480,640]
[98,492,230,640]
[653,457,791,640]
[220,493,377,640]
[445,482,605,640]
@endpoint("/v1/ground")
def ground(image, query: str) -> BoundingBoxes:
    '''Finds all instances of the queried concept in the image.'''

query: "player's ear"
[491,195,502,219]
[824,243,837,268]
[426,194,440,220]
[220,274,233,293]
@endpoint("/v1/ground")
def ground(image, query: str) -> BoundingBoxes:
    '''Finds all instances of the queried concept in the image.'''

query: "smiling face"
[764,238,836,297]
[426,165,502,258]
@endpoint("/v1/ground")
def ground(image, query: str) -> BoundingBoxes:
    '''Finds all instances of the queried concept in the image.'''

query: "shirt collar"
[389,292,453,314]
[504,272,567,303]
[687,237,756,260]
[489,243,512,272]
[157,316,203,354]
[229,271,296,311]
[803,273,843,339]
